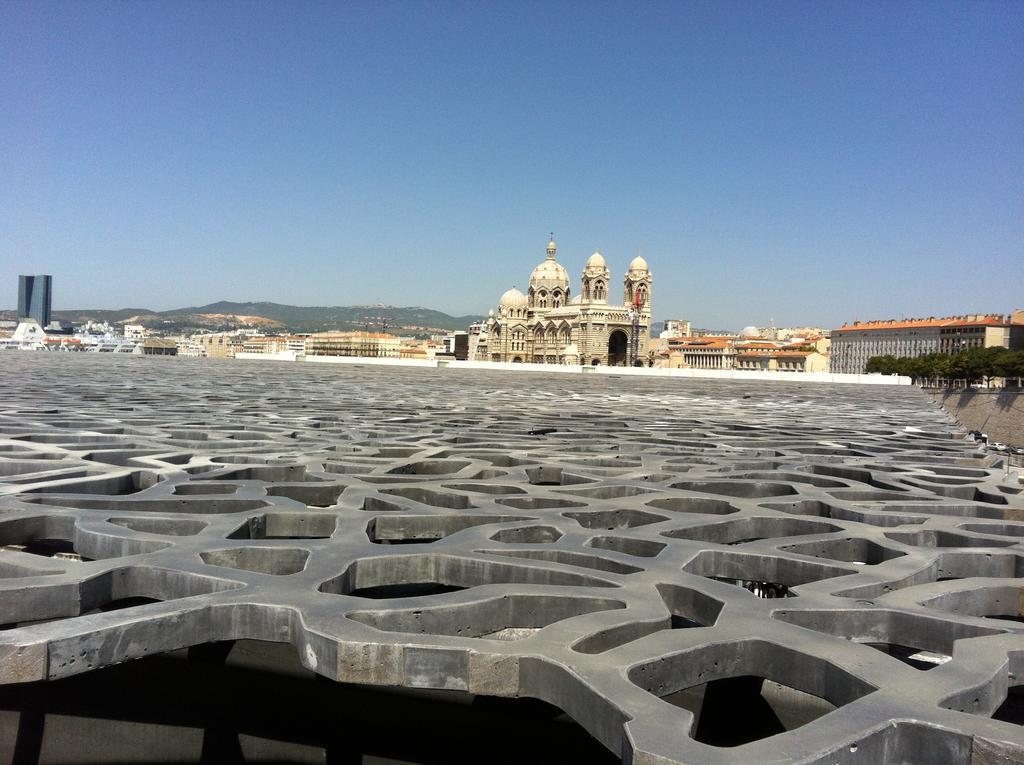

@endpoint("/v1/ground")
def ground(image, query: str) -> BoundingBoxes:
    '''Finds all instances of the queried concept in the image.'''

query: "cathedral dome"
[530,259,570,289]
[499,287,528,308]
[530,238,570,293]
[628,255,649,272]
[740,325,760,338]
[585,250,606,269]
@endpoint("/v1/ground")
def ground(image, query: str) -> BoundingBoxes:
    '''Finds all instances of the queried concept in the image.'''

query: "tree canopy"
[865,347,1024,386]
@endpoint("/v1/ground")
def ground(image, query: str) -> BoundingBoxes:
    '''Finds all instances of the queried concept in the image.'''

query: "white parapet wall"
[294,354,912,385]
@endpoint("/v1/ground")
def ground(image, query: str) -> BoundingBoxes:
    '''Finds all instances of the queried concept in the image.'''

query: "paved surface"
[1,354,1023,764]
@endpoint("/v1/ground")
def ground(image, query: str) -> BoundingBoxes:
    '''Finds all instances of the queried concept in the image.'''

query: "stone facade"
[475,239,652,366]
[831,314,1024,374]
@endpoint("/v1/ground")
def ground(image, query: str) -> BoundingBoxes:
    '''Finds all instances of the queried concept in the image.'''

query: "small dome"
[547,238,557,252]
[629,255,649,272]
[740,325,760,338]
[585,250,606,269]
[499,287,528,308]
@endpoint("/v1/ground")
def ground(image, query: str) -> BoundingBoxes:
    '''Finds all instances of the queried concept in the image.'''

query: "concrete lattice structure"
[476,238,652,366]
[0,355,1023,764]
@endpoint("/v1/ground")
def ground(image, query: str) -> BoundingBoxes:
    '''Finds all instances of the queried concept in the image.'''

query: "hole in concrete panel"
[780,538,906,565]
[864,644,950,670]
[496,497,587,510]
[201,465,322,483]
[557,485,659,500]
[362,496,408,512]
[265,483,345,507]
[228,513,337,540]
[993,686,1024,725]
[19,496,270,515]
[730,471,848,488]
[319,554,617,598]
[761,500,930,527]
[828,490,934,503]
[670,481,798,499]
[491,526,562,544]
[656,584,725,630]
[665,677,838,746]
[646,497,740,516]
[442,483,526,495]
[20,470,162,496]
[0,566,242,630]
[773,609,1003,661]
[172,483,237,495]
[348,594,624,639]
[349,582,466,599]
[387,460,472,476]
[486,549,642,574]
[589,536,666,558]
[663,517,842,545]
[959,522,1024,538]
[525,467,595,486]
[683,550,854,597]
[919,585,1024,620]
[368,515,530,544]
[564,509,668,529]
[628,641,875,748]
[379,487,474,510]
[0,459,82,477]
[884,530,1017,548]
[200,547,310,575]
[370,447,424,458]
[467,469,510,479]
[108,517,208,536]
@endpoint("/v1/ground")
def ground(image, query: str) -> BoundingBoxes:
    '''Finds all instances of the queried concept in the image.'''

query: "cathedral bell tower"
[623,255,652,310]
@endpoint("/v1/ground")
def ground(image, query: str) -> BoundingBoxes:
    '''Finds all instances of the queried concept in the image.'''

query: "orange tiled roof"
[835,316,1022,332]
[675,341,731,350]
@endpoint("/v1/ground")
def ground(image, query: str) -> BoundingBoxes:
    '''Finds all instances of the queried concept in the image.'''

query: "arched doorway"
[512,356,523,363]
[608,330,628,366]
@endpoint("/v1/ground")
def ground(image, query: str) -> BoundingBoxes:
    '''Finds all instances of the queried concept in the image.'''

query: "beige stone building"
[193,332,245,358]
[305,331,400,358]
[475,238,653,366]
[831,313,1024,373]
[734,349,829,373]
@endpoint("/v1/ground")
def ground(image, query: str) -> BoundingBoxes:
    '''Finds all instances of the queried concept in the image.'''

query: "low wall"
[927,389,1024,446]
[294,355,913,386]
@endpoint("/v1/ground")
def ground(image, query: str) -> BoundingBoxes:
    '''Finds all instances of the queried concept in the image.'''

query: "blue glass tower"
[18,275,52,326]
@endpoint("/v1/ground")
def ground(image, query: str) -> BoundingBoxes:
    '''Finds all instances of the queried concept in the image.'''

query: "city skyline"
[2,2,1022,327]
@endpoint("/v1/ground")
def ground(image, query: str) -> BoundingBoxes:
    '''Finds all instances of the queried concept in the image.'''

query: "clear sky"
[2,1,1021,329]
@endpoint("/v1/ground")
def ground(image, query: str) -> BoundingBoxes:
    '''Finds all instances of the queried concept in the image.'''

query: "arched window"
[539,290,547,309]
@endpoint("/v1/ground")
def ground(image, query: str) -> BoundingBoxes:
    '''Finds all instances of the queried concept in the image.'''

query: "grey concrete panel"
[0,355,1023,763]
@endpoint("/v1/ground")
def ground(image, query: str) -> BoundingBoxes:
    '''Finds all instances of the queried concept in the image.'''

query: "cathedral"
[473,237,653,366]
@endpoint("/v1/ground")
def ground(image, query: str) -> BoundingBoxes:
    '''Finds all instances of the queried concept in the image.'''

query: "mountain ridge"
[0,301,485,334]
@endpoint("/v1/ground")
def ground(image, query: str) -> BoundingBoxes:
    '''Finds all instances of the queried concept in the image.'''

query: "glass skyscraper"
[18,274,52,327]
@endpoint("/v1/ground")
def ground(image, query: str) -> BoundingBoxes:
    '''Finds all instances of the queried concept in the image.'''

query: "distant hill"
[0,301,485,335]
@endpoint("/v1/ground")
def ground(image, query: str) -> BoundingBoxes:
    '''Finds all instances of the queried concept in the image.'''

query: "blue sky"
[2,1,1021,329]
